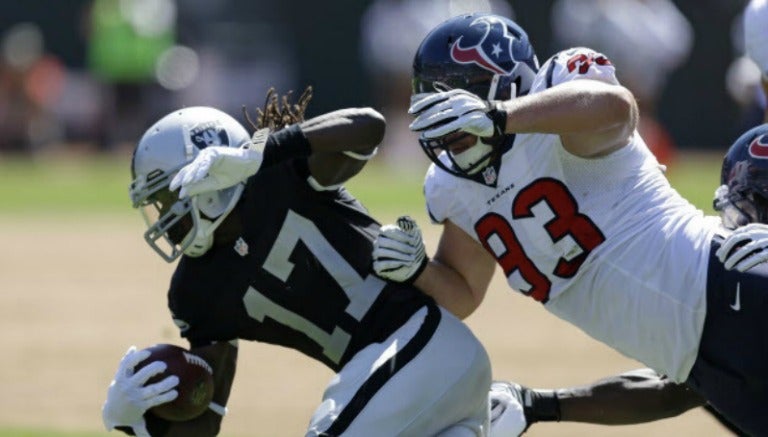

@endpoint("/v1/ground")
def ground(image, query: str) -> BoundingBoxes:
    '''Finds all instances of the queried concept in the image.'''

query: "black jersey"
[168,159,433,371]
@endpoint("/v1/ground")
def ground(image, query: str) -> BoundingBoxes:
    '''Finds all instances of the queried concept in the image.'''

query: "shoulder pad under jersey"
[424,163,461,224]
[530,47,619,94]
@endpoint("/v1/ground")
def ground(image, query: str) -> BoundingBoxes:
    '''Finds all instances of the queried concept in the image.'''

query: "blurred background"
[0,1,762,436]
[0,0,762,161]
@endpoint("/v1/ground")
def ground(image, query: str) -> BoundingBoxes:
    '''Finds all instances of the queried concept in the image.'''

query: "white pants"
[307,306,492,437]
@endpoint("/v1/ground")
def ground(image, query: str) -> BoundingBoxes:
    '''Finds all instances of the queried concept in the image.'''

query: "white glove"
[489,382,527,437]
[372,216,428,283]
[170,128,269,198]
[102,346,180,436]
[716,223,768,272]
[408,89,506,139]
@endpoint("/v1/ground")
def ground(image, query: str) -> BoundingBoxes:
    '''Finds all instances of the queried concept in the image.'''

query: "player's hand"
[170,128,269,198]
[372,216,428,283]
[716,223,768,272]
[408,89,507,139]
[102,346,180,436]
[489,381,528,436]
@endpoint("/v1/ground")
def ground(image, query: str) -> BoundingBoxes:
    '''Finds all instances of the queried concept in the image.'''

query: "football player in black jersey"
[101,88,493,436]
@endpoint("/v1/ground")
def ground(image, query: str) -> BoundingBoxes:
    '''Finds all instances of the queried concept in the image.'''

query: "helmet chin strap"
[182,185,245,258]
[184,217,215,258]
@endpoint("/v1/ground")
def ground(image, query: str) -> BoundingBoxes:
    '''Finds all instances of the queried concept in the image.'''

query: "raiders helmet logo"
[450,16,517,75]
[748,134,768,159]
[189,122,229,150]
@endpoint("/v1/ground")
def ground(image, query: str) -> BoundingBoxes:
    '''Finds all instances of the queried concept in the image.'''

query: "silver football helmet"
[129,106,251,262]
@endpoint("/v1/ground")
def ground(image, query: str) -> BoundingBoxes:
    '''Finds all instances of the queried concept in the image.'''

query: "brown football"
[135,343,214,422]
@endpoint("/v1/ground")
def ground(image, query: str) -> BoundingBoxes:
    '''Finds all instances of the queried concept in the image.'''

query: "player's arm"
[373,217,495,319]
[491,368,706,435]
[301,107,385,186]
[495,80,637,158]
[414,220,495,319]
[171,107,385,197]
[553,368,704,424]
[409,81,636,159]
[409,48,638,159]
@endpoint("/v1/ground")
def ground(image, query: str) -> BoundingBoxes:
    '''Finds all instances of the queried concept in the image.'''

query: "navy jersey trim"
[323,304,441,436]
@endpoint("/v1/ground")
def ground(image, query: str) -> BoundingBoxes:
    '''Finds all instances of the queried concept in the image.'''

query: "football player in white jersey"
[372,12,768,435]
[484,123,768,436]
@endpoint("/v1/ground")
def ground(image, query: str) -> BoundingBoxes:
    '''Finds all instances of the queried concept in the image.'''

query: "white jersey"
[424,48,721,382]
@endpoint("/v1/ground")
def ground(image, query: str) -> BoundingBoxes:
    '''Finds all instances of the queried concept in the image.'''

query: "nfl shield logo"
[234,237,249,257]
[482,166,497,185]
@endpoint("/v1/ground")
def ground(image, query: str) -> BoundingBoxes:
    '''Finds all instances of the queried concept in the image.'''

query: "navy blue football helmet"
[715,123,768,228]
[412,13,539,183]
[412,13,539,101]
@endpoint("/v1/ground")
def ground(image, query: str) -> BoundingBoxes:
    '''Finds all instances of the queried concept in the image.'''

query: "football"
[135,343,215,421]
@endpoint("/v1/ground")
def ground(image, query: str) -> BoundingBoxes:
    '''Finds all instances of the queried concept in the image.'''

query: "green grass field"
[0,151,722,216]
[0,151,724,437]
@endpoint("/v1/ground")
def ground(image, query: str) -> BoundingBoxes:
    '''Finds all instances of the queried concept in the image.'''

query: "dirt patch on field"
[0,216,727,436]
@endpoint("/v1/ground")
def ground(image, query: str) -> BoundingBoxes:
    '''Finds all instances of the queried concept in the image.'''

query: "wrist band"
[343,147,378,160]
[487,102,508,137]
[405,256,429,285]
[208,402,228,416]
[526,389,561,423]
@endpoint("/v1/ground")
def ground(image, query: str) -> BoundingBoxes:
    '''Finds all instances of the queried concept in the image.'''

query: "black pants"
[686,240,768,436]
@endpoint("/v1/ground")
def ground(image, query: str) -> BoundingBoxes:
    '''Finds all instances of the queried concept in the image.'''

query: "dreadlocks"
[243,86,314,131]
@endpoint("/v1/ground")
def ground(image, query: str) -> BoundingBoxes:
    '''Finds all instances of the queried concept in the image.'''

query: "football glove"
[408,89,507,139]
[716,223,768,272]
[372,216,428,284]
[490,381,561,436]
[170,128,269,198]
[102,346,179,437]
[489,381,527,437]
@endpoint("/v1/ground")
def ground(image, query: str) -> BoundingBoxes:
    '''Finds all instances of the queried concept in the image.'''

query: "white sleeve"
[530,47,620,94]
[745,0,768,75]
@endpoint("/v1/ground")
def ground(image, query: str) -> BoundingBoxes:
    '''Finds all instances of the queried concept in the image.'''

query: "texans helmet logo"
[189,122,229,150]
[451,16,515,75]
[748,134,768,159]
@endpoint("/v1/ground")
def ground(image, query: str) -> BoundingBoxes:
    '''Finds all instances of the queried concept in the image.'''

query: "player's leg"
[306,305,491,436]
[401,307,491,436]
